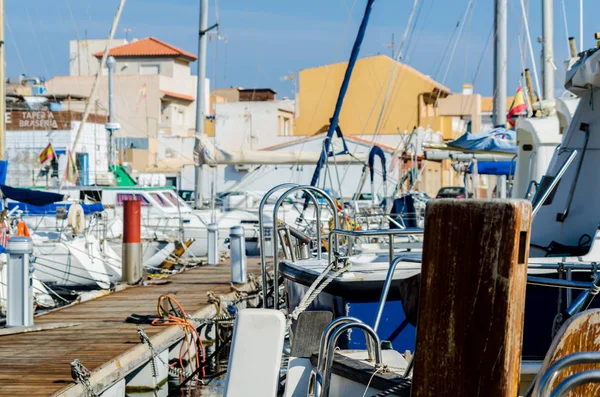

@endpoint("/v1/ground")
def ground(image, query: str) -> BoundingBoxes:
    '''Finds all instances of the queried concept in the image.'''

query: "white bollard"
[208,223,219,266]
[6,236,34,327]
[230,226,247,284]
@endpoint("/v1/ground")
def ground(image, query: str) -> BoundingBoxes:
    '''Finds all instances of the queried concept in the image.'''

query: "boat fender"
[67,204,86,235]
[16,221,30,237]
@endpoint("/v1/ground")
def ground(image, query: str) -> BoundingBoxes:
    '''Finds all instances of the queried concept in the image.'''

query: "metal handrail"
[549,370,600,397]
[272,185,340,310]
[327,227,423,269]
[527,276,595,290]
[539,352,600,397]
[258,183,298,308]
[525,180,539,200]
[320,322,382,397]
[329,228,423,238]
[373,254,413,332]
[316,317,363,373]
[532,150,578,218]
[527,150,538,184]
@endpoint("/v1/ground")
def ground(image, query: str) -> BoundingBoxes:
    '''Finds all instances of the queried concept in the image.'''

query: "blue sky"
[5,0,599,98]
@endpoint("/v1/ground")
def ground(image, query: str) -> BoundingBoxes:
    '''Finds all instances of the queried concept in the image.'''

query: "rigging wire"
[5,20,29,75]
[560,0,570,55]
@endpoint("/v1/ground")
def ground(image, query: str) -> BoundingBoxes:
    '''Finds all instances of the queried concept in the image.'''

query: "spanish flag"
[63,150,79,184]
[507,87,527,128]
[39,143,56,165]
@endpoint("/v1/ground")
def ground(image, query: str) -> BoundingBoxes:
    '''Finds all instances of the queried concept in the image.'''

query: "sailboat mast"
[308,0,376,191]
[542,0,554,101]
[194,0,209,209]
[0,0,5,160]
[493,0,507,126]
[579,0,583,52]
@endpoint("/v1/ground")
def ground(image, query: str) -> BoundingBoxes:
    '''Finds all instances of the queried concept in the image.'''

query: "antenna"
[386,33,395,58]
[124,27,132,41]
[281,73,296,97]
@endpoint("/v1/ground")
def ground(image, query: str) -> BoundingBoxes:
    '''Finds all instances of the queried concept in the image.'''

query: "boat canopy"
[448,127,517,154]
[6,202,105,216]
[0,185,65,206]
[467,161,516,175]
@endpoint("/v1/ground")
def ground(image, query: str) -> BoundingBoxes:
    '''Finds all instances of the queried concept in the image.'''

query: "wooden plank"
[0,258,262,396]
[533,309,600,396]
[412,199,531,397]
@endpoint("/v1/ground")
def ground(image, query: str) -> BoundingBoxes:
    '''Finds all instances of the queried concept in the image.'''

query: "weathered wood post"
[412,199,531,397]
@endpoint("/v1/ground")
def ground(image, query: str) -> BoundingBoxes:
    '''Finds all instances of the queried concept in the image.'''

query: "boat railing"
[271,185,340,310]
[532,149,578,217]
[538,352,600,397]
[328,227,424,264]
[318,321,382,397]
[259,183,299,308]
[258,184,339,309]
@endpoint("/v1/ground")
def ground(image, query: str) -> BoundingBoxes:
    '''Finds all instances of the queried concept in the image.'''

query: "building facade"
[4,110,109,187]
[295,55,460,140]
[48,37,208,175]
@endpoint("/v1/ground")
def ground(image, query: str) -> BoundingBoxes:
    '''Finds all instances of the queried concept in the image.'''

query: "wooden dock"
[0,259,262,396]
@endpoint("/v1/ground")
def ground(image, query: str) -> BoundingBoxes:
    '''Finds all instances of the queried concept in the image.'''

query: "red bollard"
[122,200,142,284]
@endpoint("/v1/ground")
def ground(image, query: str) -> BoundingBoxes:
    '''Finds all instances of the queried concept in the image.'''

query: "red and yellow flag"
[39,143,56,165]
[63,150,79,184]
[507,87,527,128]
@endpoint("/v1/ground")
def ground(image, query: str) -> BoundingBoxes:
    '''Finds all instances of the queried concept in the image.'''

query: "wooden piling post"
[412,199,532,397]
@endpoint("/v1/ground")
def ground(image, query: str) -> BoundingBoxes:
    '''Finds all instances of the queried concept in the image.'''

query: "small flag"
[63,150,79,184]
[39,143,56,165]
[507,87,527,128]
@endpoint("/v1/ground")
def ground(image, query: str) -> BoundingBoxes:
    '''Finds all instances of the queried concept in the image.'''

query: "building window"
[278,112,294,136]
[140,64,160,75]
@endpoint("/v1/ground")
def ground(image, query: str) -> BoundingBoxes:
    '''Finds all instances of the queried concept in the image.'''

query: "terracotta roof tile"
[162,91,195,102]
[94,37,197,61]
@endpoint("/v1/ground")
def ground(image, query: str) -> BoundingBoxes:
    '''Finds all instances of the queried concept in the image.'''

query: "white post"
[230,226,247,284]
[207,223,219,266]
[6,237,34,327]
[542,0,555,101]
[493,0,508,126]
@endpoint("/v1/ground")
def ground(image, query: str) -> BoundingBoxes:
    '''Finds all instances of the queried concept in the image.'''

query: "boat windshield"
[116,193,151,206]
[149,193,173,208]
[163,191,191,209]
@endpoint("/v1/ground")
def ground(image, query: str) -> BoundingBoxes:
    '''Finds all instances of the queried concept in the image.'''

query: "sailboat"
[251,0,600,395]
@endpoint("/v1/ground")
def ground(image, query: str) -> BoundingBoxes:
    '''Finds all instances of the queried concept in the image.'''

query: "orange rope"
[152,294,206,381]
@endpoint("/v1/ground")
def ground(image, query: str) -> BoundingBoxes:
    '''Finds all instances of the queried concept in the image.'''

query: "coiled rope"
[150,294,207,380]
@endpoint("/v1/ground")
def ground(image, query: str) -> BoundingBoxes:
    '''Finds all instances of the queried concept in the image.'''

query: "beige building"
[295,55,465,140]
[48,37,210,174]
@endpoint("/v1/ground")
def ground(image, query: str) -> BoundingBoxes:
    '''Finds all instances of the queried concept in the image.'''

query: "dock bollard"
[6,236,34,327]
[230,225,247,284]
[207,223,219,266]
[122,200,142,284]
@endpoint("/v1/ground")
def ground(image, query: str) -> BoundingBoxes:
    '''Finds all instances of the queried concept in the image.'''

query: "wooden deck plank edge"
[51,283,253,397]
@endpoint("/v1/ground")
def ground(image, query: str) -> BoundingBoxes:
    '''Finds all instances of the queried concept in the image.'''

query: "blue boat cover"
[6,201,104,216]
[0,161,7,185]
[448,127,517,154]
[0,185,65,206]
[467,161,516,175]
